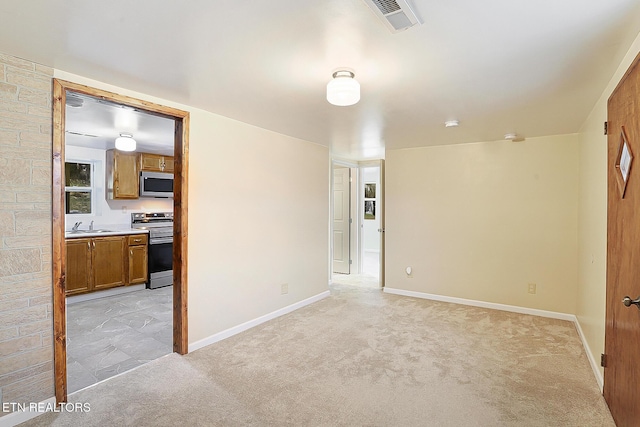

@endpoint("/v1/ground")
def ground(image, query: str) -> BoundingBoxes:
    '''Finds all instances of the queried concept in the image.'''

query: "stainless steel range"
[131,212,173,289]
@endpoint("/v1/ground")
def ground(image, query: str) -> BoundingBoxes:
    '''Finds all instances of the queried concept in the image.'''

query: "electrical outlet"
[528,283,537,294]
[281,283,288,295]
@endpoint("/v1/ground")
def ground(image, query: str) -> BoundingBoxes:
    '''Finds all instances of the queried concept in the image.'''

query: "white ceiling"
[2,0,640,160]
[65,93,175,155]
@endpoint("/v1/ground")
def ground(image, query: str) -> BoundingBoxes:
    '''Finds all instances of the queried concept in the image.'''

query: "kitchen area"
[63,92,176,393]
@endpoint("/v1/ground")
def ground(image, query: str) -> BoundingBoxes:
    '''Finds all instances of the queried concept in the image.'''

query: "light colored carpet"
[20,285,614,426]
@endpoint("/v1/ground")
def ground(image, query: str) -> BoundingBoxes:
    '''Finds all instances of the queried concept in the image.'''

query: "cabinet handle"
[92,241,95,249]
[87,241,90,250]
[134,239,141,243]
[130,250,133,256]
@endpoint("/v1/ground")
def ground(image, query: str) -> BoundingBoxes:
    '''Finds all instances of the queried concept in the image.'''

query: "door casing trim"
[52,79,190,403]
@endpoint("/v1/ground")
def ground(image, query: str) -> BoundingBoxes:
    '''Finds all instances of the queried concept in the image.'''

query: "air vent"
[372,0,401,14]
[362,0,420,33]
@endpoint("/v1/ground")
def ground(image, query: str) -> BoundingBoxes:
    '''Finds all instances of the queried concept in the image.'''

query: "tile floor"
[66,286,173,394]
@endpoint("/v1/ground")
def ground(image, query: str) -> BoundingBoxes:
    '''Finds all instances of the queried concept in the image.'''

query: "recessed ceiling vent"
[363,0,421,33]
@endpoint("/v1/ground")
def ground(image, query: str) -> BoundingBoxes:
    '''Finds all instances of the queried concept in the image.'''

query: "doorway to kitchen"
[331,159,385,289]
[52,79,189,403]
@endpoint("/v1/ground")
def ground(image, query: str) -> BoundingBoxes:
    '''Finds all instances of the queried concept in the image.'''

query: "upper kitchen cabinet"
[106,149,139,199]
[139,153,174,173]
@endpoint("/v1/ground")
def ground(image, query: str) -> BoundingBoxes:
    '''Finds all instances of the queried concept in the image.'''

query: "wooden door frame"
[52,79,190,403]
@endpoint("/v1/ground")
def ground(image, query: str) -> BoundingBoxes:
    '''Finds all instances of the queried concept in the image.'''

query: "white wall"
[362,166,380,252]
[386,135,579,314]
[577,30,640,379]
[54,70,330,345]
[64,145,172,230]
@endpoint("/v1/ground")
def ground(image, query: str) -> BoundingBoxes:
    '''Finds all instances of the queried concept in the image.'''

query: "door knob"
[622,296,640,309]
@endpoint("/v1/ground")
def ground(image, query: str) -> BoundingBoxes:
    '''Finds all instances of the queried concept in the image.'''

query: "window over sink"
[65,161,94,214]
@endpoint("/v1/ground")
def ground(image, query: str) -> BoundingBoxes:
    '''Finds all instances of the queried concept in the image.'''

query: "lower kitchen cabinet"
[66,234,145,296]
[127,234,148,286]
[65,238,92,295]
[92,237,127,291]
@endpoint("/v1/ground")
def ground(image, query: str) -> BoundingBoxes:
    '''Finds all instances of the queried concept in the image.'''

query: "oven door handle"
[149,238,173,244]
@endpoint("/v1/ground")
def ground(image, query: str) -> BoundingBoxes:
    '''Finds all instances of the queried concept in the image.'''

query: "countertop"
[65,228,149,239]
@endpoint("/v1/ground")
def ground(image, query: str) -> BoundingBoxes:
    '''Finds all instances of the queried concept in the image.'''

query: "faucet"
[89,220,94,231]
[72,221,82,232]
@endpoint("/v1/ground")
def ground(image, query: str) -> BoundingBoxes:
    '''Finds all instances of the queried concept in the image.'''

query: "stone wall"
[0,53,54,414]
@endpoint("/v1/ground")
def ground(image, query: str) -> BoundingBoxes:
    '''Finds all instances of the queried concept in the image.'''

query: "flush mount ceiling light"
[327,70,360,106]
[115,132,136,151]
[504,133,525,142]
[445,120,459,128]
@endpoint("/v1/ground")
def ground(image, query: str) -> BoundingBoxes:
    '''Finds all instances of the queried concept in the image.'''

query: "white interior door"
[333,167,350,274]
[378,160,385,287]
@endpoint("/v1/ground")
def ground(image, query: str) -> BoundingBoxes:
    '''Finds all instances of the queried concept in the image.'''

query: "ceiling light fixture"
[445,120,459,128]
[115,133,136,151]
[327,70,360,106]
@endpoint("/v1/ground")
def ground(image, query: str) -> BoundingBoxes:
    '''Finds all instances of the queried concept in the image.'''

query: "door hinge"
[601,353,607,368]
[604,121,608,135]
[349,218,353,224]
[349,259,352,265]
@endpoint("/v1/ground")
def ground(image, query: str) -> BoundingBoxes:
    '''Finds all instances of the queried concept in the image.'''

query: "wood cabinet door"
[128,244,148,285]
[162,156,174,173]
[92,236,126,290]
[140,153,164,172]
[114,151,139,199]
[65,238,92,296]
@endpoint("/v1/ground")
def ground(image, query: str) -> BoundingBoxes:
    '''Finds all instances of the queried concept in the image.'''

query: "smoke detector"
[362,0,421,33]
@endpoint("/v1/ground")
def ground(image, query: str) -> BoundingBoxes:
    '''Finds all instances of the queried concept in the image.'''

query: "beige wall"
[577,31,640,379]
[386,135,579,314]
[187,109,329,341]
[0,54,54,413]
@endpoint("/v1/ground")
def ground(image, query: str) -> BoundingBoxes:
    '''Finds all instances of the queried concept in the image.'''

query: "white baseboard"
[0,397,55,427]
[384,288,575,320]
[189,290,330,353]
[383,287,603,390]
[573,317,604,391]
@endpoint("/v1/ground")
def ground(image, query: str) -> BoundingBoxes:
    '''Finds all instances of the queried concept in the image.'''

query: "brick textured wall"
[0,53,54,414]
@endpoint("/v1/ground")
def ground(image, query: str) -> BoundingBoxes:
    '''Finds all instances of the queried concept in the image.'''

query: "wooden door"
[333,167,350,274]
[92,236,126,290]
[604,53,640,426]
[65,239,91,296]
[113,151,139,198]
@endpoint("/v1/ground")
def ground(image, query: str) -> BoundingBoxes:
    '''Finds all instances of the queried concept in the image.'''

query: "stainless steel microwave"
[140,171,173,198]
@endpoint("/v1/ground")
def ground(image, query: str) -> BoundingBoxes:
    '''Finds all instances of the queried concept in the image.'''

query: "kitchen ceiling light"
[327,70,360,106]
[115,133,136,151]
